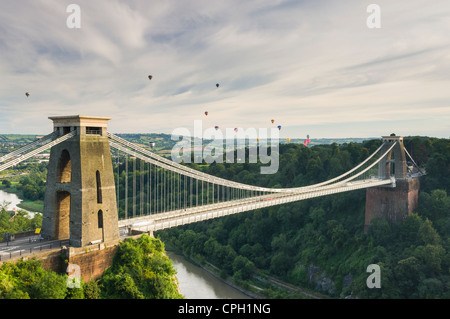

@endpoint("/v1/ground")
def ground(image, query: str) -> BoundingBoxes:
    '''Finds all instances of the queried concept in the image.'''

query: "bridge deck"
[119,178,393,232]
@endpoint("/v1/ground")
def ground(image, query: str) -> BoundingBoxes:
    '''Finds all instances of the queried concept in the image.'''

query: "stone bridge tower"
[364,135,420,232]
[42,115,119,247]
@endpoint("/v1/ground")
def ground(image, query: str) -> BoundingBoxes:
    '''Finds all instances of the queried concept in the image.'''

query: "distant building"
[33,153,50,159]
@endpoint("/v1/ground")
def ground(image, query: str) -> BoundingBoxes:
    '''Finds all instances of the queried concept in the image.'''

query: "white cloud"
[0,0,449,138]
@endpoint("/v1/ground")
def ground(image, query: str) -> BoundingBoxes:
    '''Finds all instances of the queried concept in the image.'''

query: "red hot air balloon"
[214,126,219,130]
[205,111,208,116]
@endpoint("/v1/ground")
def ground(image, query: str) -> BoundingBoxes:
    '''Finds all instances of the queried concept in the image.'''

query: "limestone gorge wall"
[295,264,354,298]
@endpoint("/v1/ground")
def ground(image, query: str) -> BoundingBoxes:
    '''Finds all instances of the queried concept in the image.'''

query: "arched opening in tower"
[98,210,104,242]
[57,150,71,183]
[96,170,102,203]
[55,191,71,240]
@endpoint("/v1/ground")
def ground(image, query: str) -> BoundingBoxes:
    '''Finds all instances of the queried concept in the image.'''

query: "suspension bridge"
[0,115,424,249]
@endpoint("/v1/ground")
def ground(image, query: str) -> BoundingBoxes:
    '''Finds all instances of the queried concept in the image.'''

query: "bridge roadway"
[119,177,394,233]
[0,235,69,262]
[0,230,132,262]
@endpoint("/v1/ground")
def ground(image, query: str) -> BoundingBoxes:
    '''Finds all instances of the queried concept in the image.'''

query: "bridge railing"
[0,131,76,172]
[0,239,70,262]
[122,177,394,232]
[0,131,58,163]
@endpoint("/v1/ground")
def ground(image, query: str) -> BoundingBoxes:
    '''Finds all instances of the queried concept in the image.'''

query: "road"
[0,235,68,262]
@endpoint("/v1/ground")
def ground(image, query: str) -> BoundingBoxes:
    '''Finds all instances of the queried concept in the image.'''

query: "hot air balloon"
[234,128,238,133]
[277,125,282,130]
[307,134,310,139]
[205,111,208,116]
[306,139,311,143]
[148,75,153,80]
[271,119,274,123]
[286,138,290,143]
[25,92,30,97]
[214,126,219,130]
[304,140,307,147]
[216,83,219,88]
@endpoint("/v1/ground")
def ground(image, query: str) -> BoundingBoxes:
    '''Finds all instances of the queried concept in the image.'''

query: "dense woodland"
[1,135,449,298]
[158,136,450,298]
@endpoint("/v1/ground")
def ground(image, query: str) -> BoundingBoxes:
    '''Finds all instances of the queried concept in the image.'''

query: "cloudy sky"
[0,0,449,138]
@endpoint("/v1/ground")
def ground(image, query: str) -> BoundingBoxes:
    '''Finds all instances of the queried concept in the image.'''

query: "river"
[167,251,251,299]
[0,189,26,211]
[0,189,38,218]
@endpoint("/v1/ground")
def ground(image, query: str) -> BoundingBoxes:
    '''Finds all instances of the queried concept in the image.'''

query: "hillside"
[157,136,450,298]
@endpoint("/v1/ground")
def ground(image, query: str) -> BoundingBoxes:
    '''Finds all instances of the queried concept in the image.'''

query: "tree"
[204,237,221,263]
[309,207,326,229]
[326,220,347,248]
[83,281,101,299]
[418,218,440,245]
[417,278,444,299]
[305,158,324,183]
[233,256,255,280]
[0,259,69,299]
[424,152,450,193]
[270,251,292,276]
[414,244,445,274]
[420,190,450,222]
[367,217,392,246]
[1,179,11,188]
[99,234,183,299]
[400,213,422,244]
[29,269,67,299]
[3,288,30,299]
[101,273,145,299]
[395,256,421,297]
